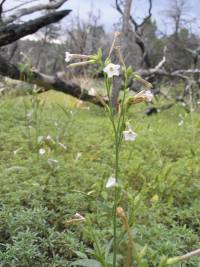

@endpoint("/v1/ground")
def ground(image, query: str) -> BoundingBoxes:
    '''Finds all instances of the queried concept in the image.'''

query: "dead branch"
[179,248,200,261]
[0,53,105,107]
[0,9,71,47]
[3,0,39,14]
[0,0,6,20]
[4,0,68,24]
[154,46,167,70]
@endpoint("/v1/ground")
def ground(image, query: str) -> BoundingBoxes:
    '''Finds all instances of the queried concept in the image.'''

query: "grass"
[0,90,200,266]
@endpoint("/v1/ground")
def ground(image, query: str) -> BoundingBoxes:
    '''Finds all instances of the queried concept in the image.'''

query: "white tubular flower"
[178,120,184,126]
[75,152,82,161]
[103,63,120,78]
[47,158,58,169]
[106,176,116,188]
[48,158,58,164]
[26,110,33,118]
[65,52,73,63]
[39,148,45,155]
[74,213,85,220]
[123,127,137,141]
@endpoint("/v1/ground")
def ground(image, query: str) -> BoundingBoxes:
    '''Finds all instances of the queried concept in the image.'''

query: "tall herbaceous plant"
[64,32,191,267]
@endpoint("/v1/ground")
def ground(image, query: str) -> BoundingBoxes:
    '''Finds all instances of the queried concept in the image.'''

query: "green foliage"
[0,93,200,266]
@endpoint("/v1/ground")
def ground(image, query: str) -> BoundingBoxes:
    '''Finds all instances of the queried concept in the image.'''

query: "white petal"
[144,90,153,102]
[74,213,85,220]
[27,110,33,118]
[47,158,58,168]
[48,158,58,164]
[103,63,120,78]
[178,120,184,126]
[106,176,116,188]
[123,129,137,141]
[39,148,45,155]
[75,152,82,161]
[58,142,67,150]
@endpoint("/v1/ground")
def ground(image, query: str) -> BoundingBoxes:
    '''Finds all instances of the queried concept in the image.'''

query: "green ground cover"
[0,91,200,266]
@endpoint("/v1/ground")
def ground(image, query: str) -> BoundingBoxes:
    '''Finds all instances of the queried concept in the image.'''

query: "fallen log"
[0,53,105,106]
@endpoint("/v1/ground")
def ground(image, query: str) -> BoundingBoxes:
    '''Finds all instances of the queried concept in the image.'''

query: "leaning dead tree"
[0,0,104,106]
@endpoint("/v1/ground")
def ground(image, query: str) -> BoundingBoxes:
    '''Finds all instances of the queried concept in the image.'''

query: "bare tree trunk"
[111,0,132,111]
[115,0,152,68]
[122,0,132,33]
[111,77,121,111]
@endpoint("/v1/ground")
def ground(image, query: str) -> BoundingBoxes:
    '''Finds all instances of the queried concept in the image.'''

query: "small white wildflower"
[88,87,96,96]
[54,121,59,127]
[75,152,82,161]
[58,142,67,150]
[65,51,73,63]
[103,63,120,78]
[65,212,85,225]
[123,127,137,141]
[39,148,45,155]
[178,120,184,126]
[26,110,33,118]
[74,213,85,220]
[48,158,58,164]
[13,147,22,155]
[47,158,58,168]
[197,101,200,105]
[106,176,116,188]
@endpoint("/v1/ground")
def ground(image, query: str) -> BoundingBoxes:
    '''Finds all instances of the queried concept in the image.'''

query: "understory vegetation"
[0,90,200,267]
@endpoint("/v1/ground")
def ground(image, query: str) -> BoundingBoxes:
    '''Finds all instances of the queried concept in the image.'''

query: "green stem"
[112,72,128,267]
[113,139,119,267]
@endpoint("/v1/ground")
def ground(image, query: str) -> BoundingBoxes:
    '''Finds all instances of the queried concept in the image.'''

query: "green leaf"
[104,58,111,65]
[126,66,133,78]
[70,259,102,267]
[97,48,102,59]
